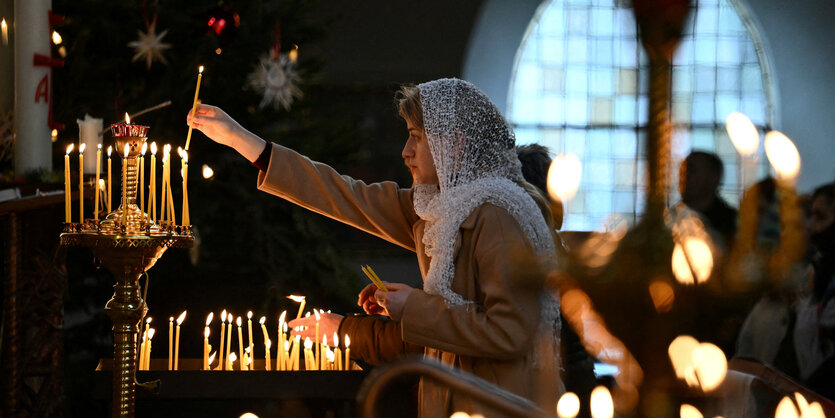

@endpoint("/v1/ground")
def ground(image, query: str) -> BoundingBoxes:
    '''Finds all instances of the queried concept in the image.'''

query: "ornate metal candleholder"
[60,125,192,417]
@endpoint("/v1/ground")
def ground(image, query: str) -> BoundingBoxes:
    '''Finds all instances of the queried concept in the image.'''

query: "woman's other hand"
[358,284,386,315]
[187,104,265,162]
[288,311,344,346]
[373,283,414,321]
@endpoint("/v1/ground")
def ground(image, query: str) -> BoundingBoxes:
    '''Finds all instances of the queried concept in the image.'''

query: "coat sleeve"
[338,314,424,365]
[256,142,419,251]
[400,205,544,359]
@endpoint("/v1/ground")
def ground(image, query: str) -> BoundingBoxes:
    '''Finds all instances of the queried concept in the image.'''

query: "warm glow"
[726,112,759,156]
[449,413,470,418]
[669,335,700,383]
[345,335,350,348]
[151,142,157,155]
[176,310,187,325]
[141,142,148,155]
[182,150,188,164]
[229,352,237,363]
[146,317,152,325]
[199,65,204,74]
[314,310,321,321]
[680,404,703,418]
[51,129,58,142]
[266,339,271,349]
[590,386,614,418]
[98,179,105,190]
[236,316,242,327]
[123,144,130,158]
[322,334,328,346]
[221,309,227,322]
[204,328,210,338]
[206,312,214,326]
[147,328,155,340]
[125,113,131,124]
[259,316,266,325]
[247,311,253,320]
[672,237,713,285]
[215,48,222,55]
[557,392,581,418]
[202,164,214,179]
[333,333,339,347]
[692,343,727,391]
[239,413,259,418]
[66,143,74,154]
[284,340,290,351]
[163,143,171,156]
[776,396,799,418]
[649,280,675,313]
[547,153,582,202]
[304,337,313,350]
[278,311,287,326]
[288,44,299,64]
[287,295,305,303]
[51,30,62,45]
[208,351,217,366]
[79,143,86,153]
[107,145,112,157]
[764,131,801,181]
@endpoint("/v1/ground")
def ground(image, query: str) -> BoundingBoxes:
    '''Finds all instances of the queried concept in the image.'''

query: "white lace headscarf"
[411,78,560,341]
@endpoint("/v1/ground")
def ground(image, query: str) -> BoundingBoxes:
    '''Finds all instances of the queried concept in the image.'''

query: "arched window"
[508,0,774,231]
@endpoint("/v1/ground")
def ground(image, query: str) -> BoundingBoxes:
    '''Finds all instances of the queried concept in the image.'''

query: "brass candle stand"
[60,129,193,417]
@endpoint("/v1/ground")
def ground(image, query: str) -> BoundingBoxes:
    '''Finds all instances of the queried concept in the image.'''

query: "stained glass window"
[509,0,773,231]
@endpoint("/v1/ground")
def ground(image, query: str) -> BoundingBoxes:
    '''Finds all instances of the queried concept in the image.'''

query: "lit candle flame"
[141,142,148,155]
[314,310,321,321]
[278,311,287,326]
[221,309,227,322]
[237,316,242,327]
[182,150,188,164]
[322,335,327,346]
[204,327,210,338]
[66,143,74,154]
[764,130,801,181]
[125,113,131,124]
[146,317,152,325]
[266,339,271,349]
[726,112,760,156]
[163,143,171,156]
[680,404,703,418]
[151,142,157,155]
[326,349,334,362]
[206,312,214,326]
[547,153,582,202]
[98,179,105,190]
[123,144,130,158]
[79,143,86,153]
[147,328,155,340]
[107,145,112,157]
[229,352,237,363]
[590,386,614,418]
[199,65,204,74]
[284,340,290,351]
[304,338,313,349]
[557,392,580,418]
[287,295,305,303]
[247,311,253,320]
[176,310,187,325]
[208,351,216,366]
[333,333,338,347]
[671,237,713,285]
[51,30,62,45]
[259,316,266,325]
[345,335,350,348]
[98,144,102,150]
[202,164,214,179]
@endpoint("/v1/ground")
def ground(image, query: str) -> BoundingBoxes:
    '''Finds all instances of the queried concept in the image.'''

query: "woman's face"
[401,119,439,186]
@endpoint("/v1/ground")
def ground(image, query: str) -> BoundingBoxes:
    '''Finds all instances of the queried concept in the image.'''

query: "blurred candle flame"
[590,386,614,418]
[287,295,305,303]
[547,153,582,202]
[51,30,62,45]
[726,112,759,156]
[125,113,131,124]
[176,310,187,325]
[672,237,713,285]
[668,336,727,392]
[206,312,213,326]
[557,392,580,418]
[764,131,801,182]
[202,164,214,179]
[680,404,703,418]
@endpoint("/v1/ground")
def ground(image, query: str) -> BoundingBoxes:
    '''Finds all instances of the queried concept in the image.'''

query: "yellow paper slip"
[361,265,389,292]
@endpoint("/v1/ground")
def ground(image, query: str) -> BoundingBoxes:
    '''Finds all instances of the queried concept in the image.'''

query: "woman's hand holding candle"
[288,312,342,344]
[370,282,414,321]
[187,104,266,163]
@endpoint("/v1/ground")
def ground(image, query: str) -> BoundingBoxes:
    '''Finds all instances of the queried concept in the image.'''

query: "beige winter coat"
[257,143,560,417]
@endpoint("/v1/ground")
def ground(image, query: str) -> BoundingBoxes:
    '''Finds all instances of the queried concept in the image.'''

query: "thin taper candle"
[247,311,254,369]
[78,143,85,222]
[121,144,129,226]
[94,144,101,220]
[181,149,189,225]
[107,146,112,213]
[225,314,233,370]
[168,317,173,370]
[145,328,155,370]
[174,311,186,370]
[237,316,245,370]
[64,144,73,222]
[185,66,204,151]
[218,310,227,370]
[150,143,157,222]
[140,142,147,215]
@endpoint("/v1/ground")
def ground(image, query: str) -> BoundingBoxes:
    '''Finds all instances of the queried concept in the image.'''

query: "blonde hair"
[395,84,424,131]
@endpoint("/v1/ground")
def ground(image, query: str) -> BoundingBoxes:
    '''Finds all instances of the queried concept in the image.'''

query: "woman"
[189,78,563,416]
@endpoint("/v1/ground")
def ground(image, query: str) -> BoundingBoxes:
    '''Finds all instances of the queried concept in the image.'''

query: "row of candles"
[62,135,189,226]
[137,296,356,372]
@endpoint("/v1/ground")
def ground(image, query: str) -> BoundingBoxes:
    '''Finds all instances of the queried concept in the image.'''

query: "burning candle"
[181,149,189,225]
[287,295,306,320]
[245,346,253,370]
[174,310,186,370]
[227,352,237,371]
[107,146,112,213]
[247,311,254,367]
[319,334,327,371]
[344,335,351,371]
[168,317,174,370]
[218,310,227,371]
[166,147,175,225]
[204,327,210,370]
[94,144,101,220]
[333,333,342,371]
[78,143,85,222]
[237,316,245,370]
[145,328,155,370]
[121,144,129,226]
[303,338,313,370]
[208,351,217,370]
[277,311,286,371]
[185,66,204,151]
[140,143,147,215]
[225,313,233,370]
[150,143,157,222]
[284,340,291,371]
[290,335,301,371]
[138,330,147,372]
[1,19,8,46]
[64,144,73,222]
[314,310,321,370]
[265,339,272,371]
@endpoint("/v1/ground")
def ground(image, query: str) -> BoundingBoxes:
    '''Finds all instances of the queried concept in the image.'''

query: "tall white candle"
[76,114,103,173]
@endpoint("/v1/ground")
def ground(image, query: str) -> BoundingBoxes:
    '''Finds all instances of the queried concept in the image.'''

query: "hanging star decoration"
[247,50,302,111]
[128,19,172,69]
